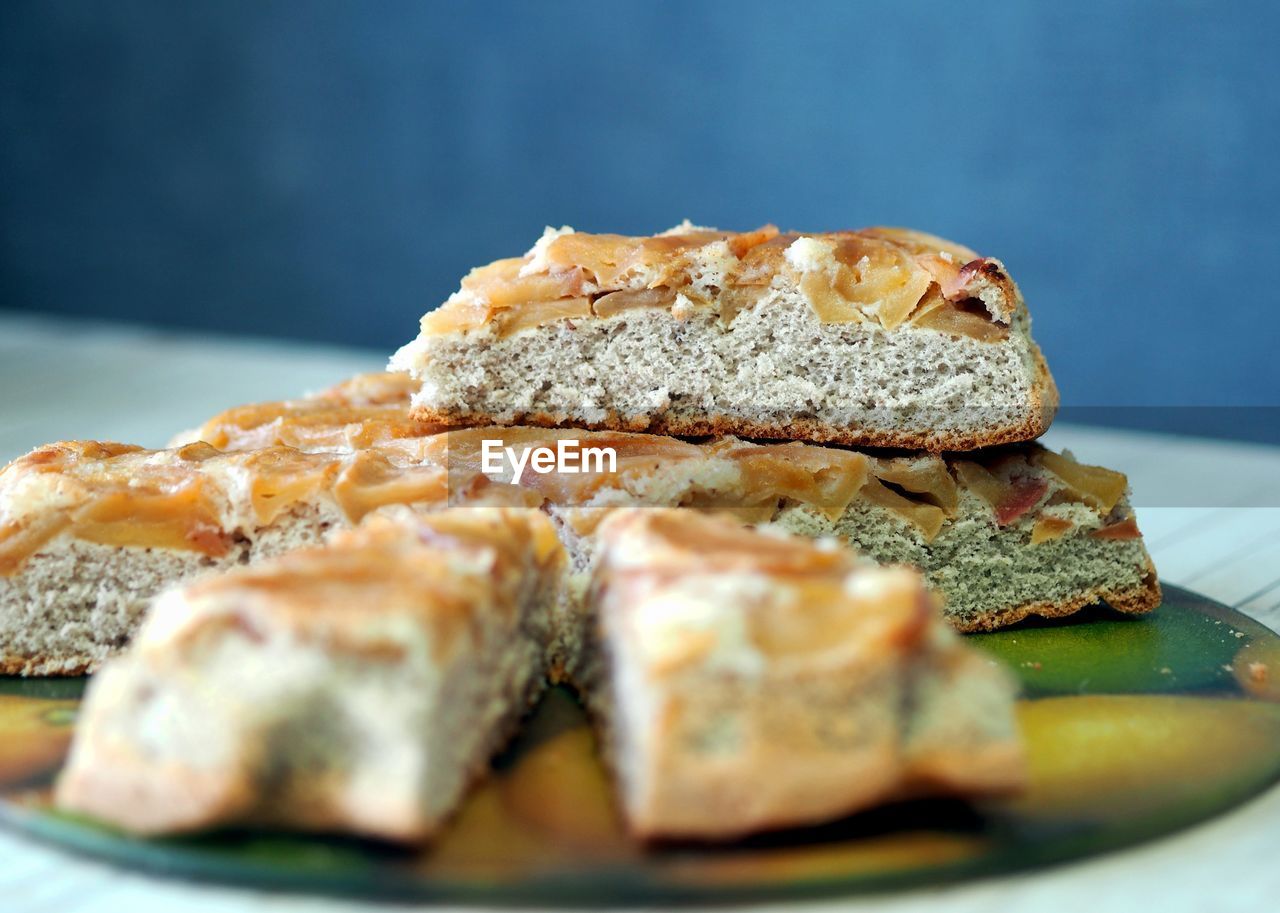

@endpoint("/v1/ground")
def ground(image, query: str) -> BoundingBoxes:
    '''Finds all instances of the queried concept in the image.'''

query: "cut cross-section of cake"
[583,508,1025,840]
[442,427,1161,633]
[0,440,530,675]
[55,506,564,842]
[391,224,1058,450]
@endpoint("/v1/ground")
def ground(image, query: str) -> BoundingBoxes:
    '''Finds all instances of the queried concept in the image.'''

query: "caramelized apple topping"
[542,229,731,289]
[708,440,869,520]
[1031,515,1074,544]
[185,398,439,455]
[418,224,1020,339]
[440,428,868,520]
[858,476,946,541]
[419,297,490,335]
[829,237,936,329]
[491,297,591,337]
[607,508,857,579]
[952,459,1048,527]
[72,488,231,558]
[236,449,340,525]
[994,478,1051,526]
[0,513,71,576]
[952,460,1009,514]
[463,260,587,309]
[717,284,768,325]
[0,441,461,575]
[1091,516,1142,540]
[331,452,450,522]
[799,269,864,324]
[854,226,980,264]
[591,287,677,318]
[601,510,934,673]
[870,456,959,516]
[912,297,1011,342]
[1035,450,1128,513]
[725,224,781,256]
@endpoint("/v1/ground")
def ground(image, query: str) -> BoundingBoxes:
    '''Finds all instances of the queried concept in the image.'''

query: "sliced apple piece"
[912,301,1010,342]
[1036,451,1128,513]
[1091,516,1142,540]
[1031,515,1074,544]
[591,287,677,318]
[858,476,946,541]
[994,478,1050,526]
[871,456,959,515]
[493,297,592,337]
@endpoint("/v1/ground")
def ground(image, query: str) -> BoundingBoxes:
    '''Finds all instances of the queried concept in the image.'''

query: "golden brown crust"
[415,224,1027,340]
[0,654,96,676]
[142,508,563,664]
[948,567,1162,633]
[0,442,455,576]
[411,396,1054,452]
[174,373,434,455]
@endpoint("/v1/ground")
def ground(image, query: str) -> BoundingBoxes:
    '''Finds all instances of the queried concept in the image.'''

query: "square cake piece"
[585,508,1025,840]
[391,225,1057,450]
[0,440,529,675]
[55,506,564,842]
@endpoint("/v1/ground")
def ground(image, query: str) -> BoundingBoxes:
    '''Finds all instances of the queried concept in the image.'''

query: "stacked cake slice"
[390,224,1057,449]
[57,507,563,841]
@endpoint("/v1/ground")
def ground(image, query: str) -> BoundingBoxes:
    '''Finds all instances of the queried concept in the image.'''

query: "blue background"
[2,0,1277,417]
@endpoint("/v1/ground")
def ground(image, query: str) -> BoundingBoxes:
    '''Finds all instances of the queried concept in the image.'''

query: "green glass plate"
[2,584,1279,905]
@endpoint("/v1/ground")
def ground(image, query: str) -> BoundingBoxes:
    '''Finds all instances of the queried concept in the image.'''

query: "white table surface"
[1,311,1278,913]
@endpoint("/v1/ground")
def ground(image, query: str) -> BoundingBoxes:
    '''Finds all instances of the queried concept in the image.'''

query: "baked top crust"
[170,372,435,456]
[440,426,869,522]
[137,507,563,663]
[0,411,1143,584]
[409,223,1023,342]
[594,508,935,675]
[0,439,530,576]
[438,427,1144,547]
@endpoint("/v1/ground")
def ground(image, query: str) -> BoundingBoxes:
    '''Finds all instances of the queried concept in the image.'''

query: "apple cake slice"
[391,224,1057,450]
[443,428,1161,633]
[584,508,1025,840]
[55,506,564,842]
[0,440,528,675]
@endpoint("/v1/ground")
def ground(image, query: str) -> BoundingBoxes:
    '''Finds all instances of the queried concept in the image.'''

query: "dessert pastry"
[390,224,1058,450]
[584,508,1024,839]
[56,507,564,842]
[0,440,528,675]
[444,428,1161,632]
